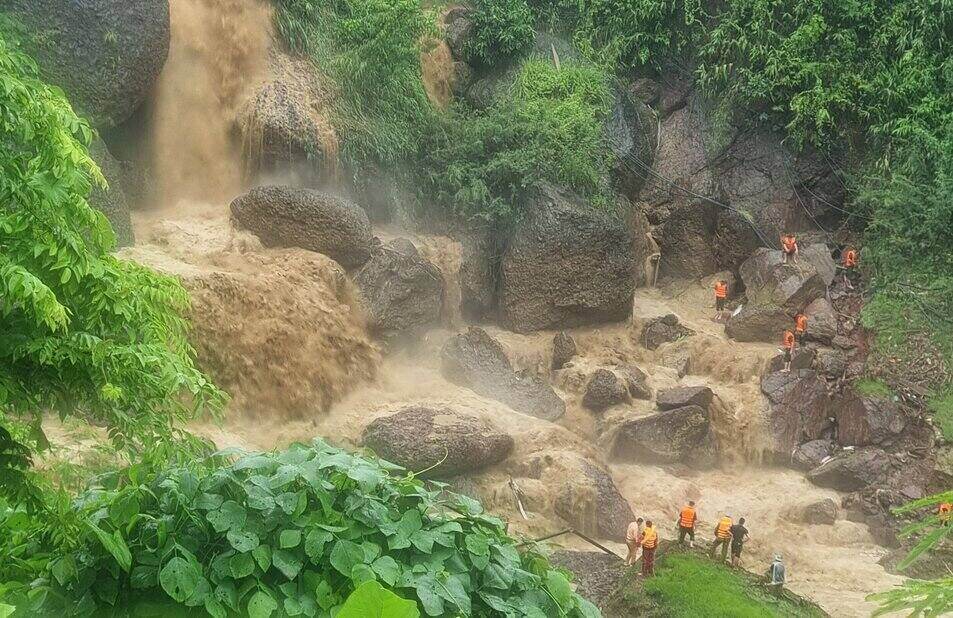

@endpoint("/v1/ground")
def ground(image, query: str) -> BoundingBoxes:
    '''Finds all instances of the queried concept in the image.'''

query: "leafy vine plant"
[1,439,600,618]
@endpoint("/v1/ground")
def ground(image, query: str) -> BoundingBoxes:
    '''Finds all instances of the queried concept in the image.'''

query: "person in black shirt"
[729,517,749,567]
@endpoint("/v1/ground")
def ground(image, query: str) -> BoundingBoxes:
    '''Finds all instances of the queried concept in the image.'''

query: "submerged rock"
[612,405,712,464]
[656,386,713,412]
[640,314,694,350]
[440,327,565,421]
[582,369,628,412]
[551,331,577,370]
[230,186,373,268]
[362,406,513,478]
[354,239,444,343]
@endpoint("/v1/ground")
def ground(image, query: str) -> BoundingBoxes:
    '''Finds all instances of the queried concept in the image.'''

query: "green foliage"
[422,59,613,225]
[467,0,536,67]
[853,378,894,400]
[273,0,437,167]
[3,440,598,617]
[870,491,953,616]
[641,552,821,617]
[338,580,419,618]
[929,389,953,442]
[0,30,224,503]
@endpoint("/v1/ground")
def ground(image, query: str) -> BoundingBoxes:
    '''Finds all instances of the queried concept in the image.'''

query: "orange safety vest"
[714,282,728,299]
[715,516,732,539]
[939,503,952,519]
[783,331,796,349]
[843,249,858,268]
[679,506,697,528]
[795,314,808,333]
[782,236,798,252]
[641,525,658,549]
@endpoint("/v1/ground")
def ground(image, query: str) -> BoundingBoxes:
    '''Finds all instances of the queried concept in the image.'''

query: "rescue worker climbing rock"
[641,520,659,577]
[782,329,796,372]
[794,313,808,345]
[938,502,952,526]
[842,246,859,289]
[710,513,733,563]
[781,234,798,264]
[677,501,697,548]
[714,280,729,322]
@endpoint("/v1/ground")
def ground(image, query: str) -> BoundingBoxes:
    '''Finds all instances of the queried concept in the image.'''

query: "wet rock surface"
[640,314,694,350]
[550,551,622,609]
[583,369,628,412]
[835,394,906,447]
[612,405,712,464]
[656,386,713,411]
[440,327,565,420]
[362,406,514,478]
[808,448,891,492]
[762,370,833,456]
[552,331,577,370]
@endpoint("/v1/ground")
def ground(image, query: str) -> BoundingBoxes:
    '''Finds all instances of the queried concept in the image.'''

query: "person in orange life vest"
[714,280,729,321]
[842,246,859,290]
[781,329,796,372]
[640,520,659,577]
[794,313,808,345]
[624,517,645,566]
[677,501,698,548]
[939,503,953,526]
[780,234,798,264]
[710,514,733,563]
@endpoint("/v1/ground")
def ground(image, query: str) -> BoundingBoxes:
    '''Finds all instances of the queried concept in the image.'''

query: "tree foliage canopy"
[0,34,224,502]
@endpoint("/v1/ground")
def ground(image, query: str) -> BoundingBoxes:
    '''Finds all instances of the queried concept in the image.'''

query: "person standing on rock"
[710,514,733,563]
[729,517,749,567]
[781,234,799,264]
[640,520,659,577]
[624,517,645,567]
[782,329,796,372]
[938,502,952,526]
[794,313,808,345]
[841,246,859,290]
[714,280,729,322]
[677,501,697,548]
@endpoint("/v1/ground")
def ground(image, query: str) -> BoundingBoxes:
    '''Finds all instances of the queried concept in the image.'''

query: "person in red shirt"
[842,247,859,290]
[780,234,799,264]
[782,329,796,372]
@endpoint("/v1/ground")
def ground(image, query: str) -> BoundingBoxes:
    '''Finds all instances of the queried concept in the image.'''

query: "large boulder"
[442,6,474,60]
[5,0,170,127]
[440,327,565,421]
[725,305,791,343]
[766,347,815,374]
[88,139,134,247]
[640,314,694,350]
[798,498,838,525]
[618,364,652,400]
[239,53,335,183]
[800,243,836,286]
[606,90,655,197]
[612,405,712,464]
[803,297,838,344]
[459,232,498,320]
[582,369,628,412]
[761,370,833,455]
[791,439,836,471]
[738,248,827,313]
[656,386,713,411]
[814,347,848,378]
[229,186,373,268]
[513,453,634,542]
[354,239,444,343]
[551,331,577,370]
[808,448,891,491]
[658,200,719,279]
[836,394,906,447]
[500,186,636,332]
[550,551,622,609]
[361,406,513,478]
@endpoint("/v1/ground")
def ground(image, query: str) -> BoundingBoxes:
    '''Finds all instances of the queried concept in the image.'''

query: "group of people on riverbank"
[623,502,786,590]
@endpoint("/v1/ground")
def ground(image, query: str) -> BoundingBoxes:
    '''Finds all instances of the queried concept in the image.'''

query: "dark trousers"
[678,526,695,543]
[711,537,730,562]
[641,547,656,576]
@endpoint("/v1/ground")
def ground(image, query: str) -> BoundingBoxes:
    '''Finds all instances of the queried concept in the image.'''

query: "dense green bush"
[274,0,437,167]
[0,28,223,504]
[422,59,613,225]
[0,440,598,618]
[467,0,536,67]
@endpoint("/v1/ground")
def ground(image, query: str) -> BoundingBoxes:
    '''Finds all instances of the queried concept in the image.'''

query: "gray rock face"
[619,364,652,400]
[612,405,712,464]
[725,305,791,343]
[658,200,719,279]
[362,406,513,478]
[800,243,836,286]
[5,0,170,127]
[550,551,622,610]
[836,395,906,447]
[354,239,444,343]
[459,232,498,321]
[607,90,655,197]
[239,53,331,183]
[791,439,836,471]
[814,348,848,378]
[582,369,628,412]
[640,314,694,350]
[804,297,837,344]
[800,498,838,525]
[656,386,713,411]
[767,348,815,374]
[739,248,827,313]
[551,331,577,370]
[440,327,565,421]
[500,186,636,333]
[230,186,373,268]
[88,139,134,247]
[443,6,473,60]
[808,448,890,491]
[762,370,833,455]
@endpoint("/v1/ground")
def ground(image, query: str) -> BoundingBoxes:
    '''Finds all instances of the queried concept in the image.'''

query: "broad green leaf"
[545,570,573,610]
[371,556,400,586]
[280,529,302,548]
[247,590,278,618]
[229,552,256,579]
[159,556,201,603]
[227,529,260,553]
[253,544,272,571]
[330,540,365,576]
[351,563,377,585]
[207,501,246,533]
[337,581,420,618]
[304,529,333,560]
[273,549,304,580]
